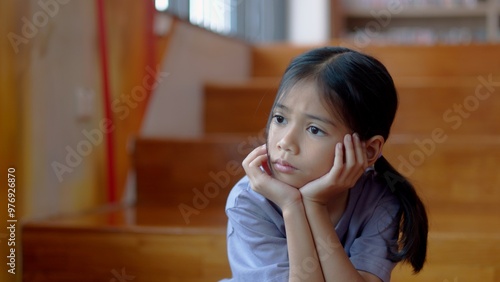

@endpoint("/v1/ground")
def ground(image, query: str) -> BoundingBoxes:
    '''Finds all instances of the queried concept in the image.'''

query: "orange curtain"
[102,0,160,202]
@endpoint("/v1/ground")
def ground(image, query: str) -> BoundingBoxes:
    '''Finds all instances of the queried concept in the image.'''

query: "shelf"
[335,0,500,43]
[344,3,490,19]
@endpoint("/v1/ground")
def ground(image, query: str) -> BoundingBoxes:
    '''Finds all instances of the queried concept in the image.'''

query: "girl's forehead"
[275,79,348,128]
[277,83,334,117]
[277,81,326,110]
[277,80,320,103]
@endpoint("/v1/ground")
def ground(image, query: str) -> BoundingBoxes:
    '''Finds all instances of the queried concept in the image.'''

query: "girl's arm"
[283,200,325,281]
[303,202,381,282]
[243,145,325,282]
[300,134,381,282]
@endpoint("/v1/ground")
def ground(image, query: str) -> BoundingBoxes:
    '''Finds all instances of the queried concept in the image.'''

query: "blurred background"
[1,0,499,281]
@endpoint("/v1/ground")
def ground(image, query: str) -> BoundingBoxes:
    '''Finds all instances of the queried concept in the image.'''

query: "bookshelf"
[333,0,500,44]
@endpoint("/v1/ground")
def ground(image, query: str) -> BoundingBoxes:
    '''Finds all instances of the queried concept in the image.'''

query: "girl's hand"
[300,133,368,206]
[242,144,302,209]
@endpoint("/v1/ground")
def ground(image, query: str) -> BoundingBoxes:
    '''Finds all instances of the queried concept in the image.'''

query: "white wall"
[142,20,251,137]
[287,0,330,44]
[25,0,104,218]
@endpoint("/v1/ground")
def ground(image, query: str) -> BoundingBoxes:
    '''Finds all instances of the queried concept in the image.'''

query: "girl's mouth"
[273,159,297,174]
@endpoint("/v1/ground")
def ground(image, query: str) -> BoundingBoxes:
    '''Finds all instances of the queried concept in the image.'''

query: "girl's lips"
[273,159,297,174]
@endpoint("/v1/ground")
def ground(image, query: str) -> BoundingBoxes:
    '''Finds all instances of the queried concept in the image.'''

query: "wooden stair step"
[23,137,500,281]
[22,202,500,281]
[22,205,230,282]
[251,43,500,78]
[204,80,278,134]
[23,205,227,233]
[204,80,500,135]
[384,135,500,204]
[133,136,248,208]
[393,218,500,281]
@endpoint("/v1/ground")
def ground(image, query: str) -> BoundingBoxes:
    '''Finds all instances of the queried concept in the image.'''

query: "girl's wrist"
[302,199,329,214]
[281,199,305,218]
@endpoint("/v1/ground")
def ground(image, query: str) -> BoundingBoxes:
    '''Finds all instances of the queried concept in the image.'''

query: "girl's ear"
[365,135,385,166]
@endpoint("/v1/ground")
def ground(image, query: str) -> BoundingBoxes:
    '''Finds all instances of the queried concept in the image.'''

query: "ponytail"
[374,156,428,273]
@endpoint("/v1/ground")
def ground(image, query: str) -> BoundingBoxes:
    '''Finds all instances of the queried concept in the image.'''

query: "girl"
[223,47,428,282]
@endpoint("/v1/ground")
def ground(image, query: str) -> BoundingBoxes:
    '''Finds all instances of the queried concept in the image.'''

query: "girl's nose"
[277,128,299,154]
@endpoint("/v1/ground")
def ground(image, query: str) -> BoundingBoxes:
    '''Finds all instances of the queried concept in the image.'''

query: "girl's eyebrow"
[275,103,336,127]
[305,113,336,127]
[275,103,290,112]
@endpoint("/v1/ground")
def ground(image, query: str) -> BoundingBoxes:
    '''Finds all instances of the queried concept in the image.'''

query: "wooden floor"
[22,200,500,281]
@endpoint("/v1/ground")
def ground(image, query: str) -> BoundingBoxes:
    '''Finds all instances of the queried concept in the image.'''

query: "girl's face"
[268,80,351,188]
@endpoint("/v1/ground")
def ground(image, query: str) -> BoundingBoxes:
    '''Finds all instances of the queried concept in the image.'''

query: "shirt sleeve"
[349,196,400,282]
[224,180,290,282]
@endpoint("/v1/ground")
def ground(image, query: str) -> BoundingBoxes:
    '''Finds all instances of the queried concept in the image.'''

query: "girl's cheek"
[267,130,280,148]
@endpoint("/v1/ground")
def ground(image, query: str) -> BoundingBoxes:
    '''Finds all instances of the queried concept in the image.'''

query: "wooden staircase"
[23,44,500,281]
[22,137,245,282]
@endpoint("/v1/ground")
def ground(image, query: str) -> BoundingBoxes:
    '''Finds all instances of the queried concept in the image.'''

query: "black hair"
[266,46,428,273]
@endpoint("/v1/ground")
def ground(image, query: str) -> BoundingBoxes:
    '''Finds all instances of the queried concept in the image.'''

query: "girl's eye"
[307,126,326,136]
[273,115,286,124]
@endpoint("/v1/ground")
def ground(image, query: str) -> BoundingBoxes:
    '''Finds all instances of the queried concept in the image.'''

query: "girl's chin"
[274,174,309,189]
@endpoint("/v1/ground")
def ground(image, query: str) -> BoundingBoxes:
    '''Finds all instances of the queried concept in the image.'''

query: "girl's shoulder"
[353,169,400,207]
[226,176,259,210]
[226,176,252,208]
[226,176,282,213]
[343,170,401,227]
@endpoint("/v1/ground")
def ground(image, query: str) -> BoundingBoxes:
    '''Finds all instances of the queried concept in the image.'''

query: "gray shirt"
[223,170,400,282]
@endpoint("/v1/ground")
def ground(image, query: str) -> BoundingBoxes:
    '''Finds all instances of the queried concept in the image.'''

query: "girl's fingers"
[242,144,266,166]
[242,145,270,180]
[248,154,268,171]
[343,134,355,168]
[343,134,360,181]
[345,133,367,185]
[329,134,365,186]
[360,141,368,168]
[242,144,301,208]
[332,142,344,175]
[302,134,370,202]
[353,133,368,169]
